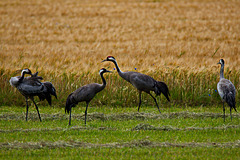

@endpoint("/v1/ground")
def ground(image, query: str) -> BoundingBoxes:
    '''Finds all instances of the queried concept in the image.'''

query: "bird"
[9,68,57,122]
[217,59,237,121]
[65,68,111,126]
[102,56,170,113]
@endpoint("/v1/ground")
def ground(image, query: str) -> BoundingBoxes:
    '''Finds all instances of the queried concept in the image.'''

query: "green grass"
[2,147,240,160]
[1,105,240,159]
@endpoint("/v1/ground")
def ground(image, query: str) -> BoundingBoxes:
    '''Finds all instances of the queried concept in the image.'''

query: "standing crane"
[102,56,170,113]
[65,68,111,126]
[9,69,57,122]
[217,59,237,121]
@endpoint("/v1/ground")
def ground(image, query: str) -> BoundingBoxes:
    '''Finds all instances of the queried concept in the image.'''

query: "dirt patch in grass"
[1,140,240,149]
[1,112,239,121]
[0,126,115,133]
[0,122,239,133]
[132,123,240,131]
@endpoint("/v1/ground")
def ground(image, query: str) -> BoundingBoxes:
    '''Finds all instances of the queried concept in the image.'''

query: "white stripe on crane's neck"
[21,69,27,74]
[108,57,115,61]
[21,69,30,76]
[99,69,104,75]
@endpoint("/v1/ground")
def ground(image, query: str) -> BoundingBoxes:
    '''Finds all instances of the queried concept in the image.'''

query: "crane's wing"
[32,71,39,77]
[72,83,102,102]
[17,80,44,95]
[217,78,236,99]
[129,72,155,92]
[25,75,43,81]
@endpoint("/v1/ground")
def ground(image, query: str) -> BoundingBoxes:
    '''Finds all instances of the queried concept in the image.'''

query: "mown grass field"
[1,0,240,159]
[1,105,240,159]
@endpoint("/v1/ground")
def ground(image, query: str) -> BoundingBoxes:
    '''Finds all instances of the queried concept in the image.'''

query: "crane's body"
[10,69,57,121]
[102,56,170,113]
[65,68,111,125]
[217,59,237,121]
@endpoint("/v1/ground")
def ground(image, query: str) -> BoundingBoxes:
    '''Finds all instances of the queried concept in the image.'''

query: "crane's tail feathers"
[65,93,75,114]
[225,92,236,112]
[43,82,57,99]
[155,81,170,101]
[37,91,52,105]
[36,82,57,106]
[45,94,52,106]
[234,108,238,113]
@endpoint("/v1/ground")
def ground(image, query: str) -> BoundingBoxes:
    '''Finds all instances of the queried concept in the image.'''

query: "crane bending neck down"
[9,68,57,122]
[19,69,32,82]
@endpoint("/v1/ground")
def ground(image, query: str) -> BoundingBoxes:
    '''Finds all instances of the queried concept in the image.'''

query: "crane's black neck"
[100,72,107,87]
[220,63,224,79]
[19,71,27,82]
[111,60,130,82]
[112,60,121,73]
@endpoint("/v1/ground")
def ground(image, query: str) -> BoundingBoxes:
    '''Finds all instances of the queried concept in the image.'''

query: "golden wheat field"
[0,0,239,76]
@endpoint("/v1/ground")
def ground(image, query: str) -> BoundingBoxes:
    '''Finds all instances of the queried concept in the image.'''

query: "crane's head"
[217,59,224,65]
[101,56,116,63]
[21,68,32,76]
[99,68,112,75]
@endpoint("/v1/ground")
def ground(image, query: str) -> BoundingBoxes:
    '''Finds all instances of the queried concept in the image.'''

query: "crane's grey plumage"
[102,56,170,113]
[65,68,111,125]
[217,59,237,121]
[9,69,57,122]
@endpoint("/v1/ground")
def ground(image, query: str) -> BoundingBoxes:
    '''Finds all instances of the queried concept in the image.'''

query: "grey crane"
[65,68,111,126]
[102,56,170,113]
[217,59,237,121]
[9,69,57,122]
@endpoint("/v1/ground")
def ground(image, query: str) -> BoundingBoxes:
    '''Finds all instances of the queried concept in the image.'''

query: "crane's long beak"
[15,69,22,73]
[106,70,112,73]
[217,62,220,64]
[101,59,107,62]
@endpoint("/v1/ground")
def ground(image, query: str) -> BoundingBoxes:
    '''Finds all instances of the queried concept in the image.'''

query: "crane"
[9,69,57,121]
[65,68,111,125]
[102,56,170,113]
[217,59,237,121]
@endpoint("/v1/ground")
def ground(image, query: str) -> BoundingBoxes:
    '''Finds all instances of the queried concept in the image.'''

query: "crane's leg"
[230,107,232,121]
[149,93,161,114]
[85,102,89,125]
[223,102,225,122]
[25,98,29,121]
[69,107,72,126]
[138,91,142,112]
[32,100,42,122]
